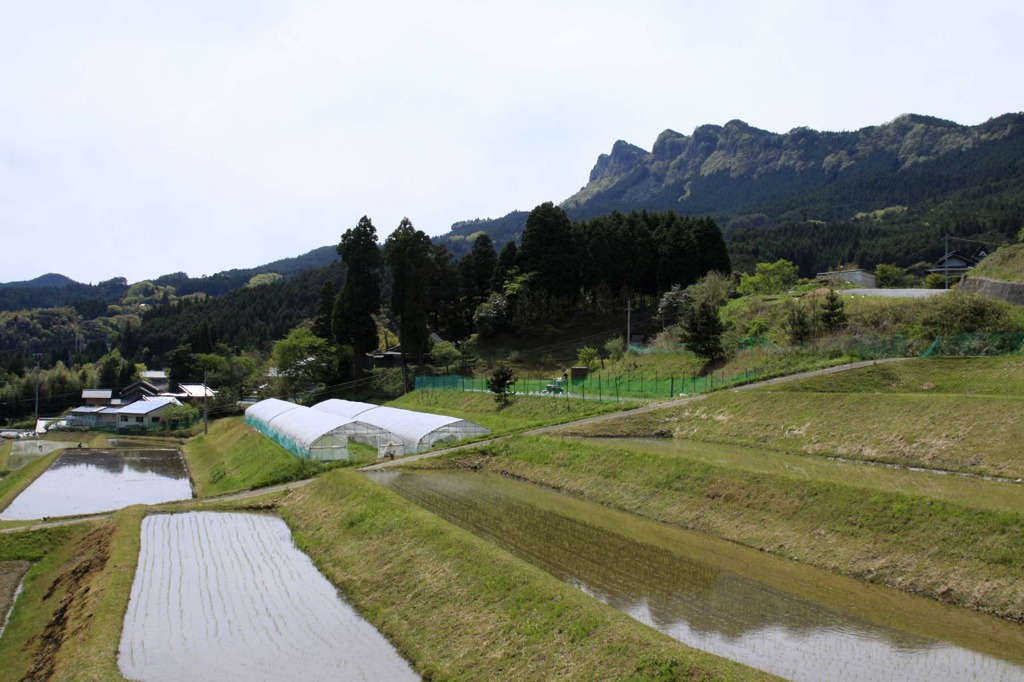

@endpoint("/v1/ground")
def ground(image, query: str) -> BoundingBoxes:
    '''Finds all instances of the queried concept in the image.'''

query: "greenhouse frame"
[244,399,397,461]
[312,399,490,454]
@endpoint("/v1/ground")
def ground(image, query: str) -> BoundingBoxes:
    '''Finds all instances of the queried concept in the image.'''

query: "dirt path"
[0,478,317,534]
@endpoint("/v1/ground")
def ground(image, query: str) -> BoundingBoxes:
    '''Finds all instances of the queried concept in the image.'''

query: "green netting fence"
[415,369,765,401]
[415,333,1024,401]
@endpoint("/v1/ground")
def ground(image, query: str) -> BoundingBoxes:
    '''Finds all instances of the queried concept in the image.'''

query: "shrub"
[487,364,517,406]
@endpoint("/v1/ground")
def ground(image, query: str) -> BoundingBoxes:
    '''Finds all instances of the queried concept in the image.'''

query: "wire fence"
[414,333,1024,402]
[415,370,766,401]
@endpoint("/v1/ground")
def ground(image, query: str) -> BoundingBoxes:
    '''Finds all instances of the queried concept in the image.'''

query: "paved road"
[2,357,911,529]
[845,288,948,298]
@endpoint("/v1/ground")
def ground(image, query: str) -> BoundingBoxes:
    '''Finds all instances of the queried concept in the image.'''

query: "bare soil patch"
[0,561,31,633]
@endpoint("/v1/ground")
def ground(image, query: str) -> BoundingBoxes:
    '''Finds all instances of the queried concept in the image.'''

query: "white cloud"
[0,0,1020,282]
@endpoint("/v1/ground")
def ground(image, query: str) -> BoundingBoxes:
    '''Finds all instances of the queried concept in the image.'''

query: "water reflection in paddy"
[367,469,1024,682]
[0,449,192,520]
[119,512,418,682]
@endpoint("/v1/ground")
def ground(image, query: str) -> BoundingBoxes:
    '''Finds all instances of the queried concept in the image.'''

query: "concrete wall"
[959,277,1024,306]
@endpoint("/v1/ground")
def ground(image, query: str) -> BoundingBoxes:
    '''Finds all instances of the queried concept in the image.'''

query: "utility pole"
[626,296,632,349]
[34,354,41,428]
[203,368,209,435]
[944,233,950,290]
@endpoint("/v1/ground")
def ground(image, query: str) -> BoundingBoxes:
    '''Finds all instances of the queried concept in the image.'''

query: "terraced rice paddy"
[118,512,418,682]
[0,449,192,520]
[368,469,1024,682]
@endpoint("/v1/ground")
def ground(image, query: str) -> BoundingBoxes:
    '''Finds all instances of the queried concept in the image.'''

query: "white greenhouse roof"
[311,399,377,419]
[245,398,303,424]
[265,408,361,452]
[312,401,489,453]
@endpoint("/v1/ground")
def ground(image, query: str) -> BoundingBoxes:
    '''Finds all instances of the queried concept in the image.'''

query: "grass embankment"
[386,390,640,435]
[970,244,1024,283]
[184,417,368,497]
[562,358,1024,478]
[0,515,142,682]
[281,469,773,681]
[418,437,1024,622]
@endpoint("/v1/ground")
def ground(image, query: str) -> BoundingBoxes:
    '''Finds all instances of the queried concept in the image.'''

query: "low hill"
[0,246,339,313]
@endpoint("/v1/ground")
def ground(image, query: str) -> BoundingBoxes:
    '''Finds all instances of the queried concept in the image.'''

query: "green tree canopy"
[383,218,433,363]
[333,216,382,373]
[736,259,800,295]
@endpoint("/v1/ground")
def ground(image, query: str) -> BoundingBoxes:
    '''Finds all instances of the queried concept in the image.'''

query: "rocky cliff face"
[562,114,1024,218]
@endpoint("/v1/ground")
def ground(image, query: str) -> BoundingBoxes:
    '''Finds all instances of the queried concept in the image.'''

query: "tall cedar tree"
[333,216,382,370]
[383,218,433,363]
[311,279,336,340]
[493,240,519,290]
[459,233,498,308]
[519,202,579,301]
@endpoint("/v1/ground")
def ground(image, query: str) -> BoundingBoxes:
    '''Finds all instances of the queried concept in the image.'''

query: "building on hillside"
[816,268,876,288]
[68,406,106,427]
[929,250,984,279]
[168,383,217,405]
[139,370,170,392]
[116,397,181,429]
[120,380,161,403]
[82,389,113,406]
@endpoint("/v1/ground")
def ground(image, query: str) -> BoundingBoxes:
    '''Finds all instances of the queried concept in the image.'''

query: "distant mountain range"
[0,246,339,312]
[437,113,1024,259]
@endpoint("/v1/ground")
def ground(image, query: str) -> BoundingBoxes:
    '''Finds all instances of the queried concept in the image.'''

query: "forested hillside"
[436,113,1024,273]
[0,246,339,312]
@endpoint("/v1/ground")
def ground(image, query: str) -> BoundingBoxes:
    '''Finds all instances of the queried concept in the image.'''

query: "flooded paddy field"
[0,449,192,520]
[119,512,417,682]
[367,469,1024,682]
[5,440,79,471]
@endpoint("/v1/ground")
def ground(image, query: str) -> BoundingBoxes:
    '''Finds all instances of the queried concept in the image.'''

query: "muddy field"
[118,512,418,682]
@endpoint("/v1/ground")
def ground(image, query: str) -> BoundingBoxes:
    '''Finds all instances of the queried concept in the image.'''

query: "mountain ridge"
[436,112,1024,260]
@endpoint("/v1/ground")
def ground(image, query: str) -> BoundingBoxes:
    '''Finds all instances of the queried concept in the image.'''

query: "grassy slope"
[183,417,364,497]
[419,437,1024,621]
[971,244,1024,283]
[386,390,640,435]
[281,469,774,682]
[561,358,1024,478]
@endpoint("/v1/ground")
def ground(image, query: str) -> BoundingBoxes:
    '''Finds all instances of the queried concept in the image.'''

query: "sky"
[1,0,1021,284]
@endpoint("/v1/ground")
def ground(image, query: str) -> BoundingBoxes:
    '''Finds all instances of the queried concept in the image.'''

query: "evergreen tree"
[820,289,848,332]
[785,302,814,345]
[311,279,336,340]
[519,202,579,301]
[493,240,519,289]
[383,218,433,363]
[333,217,382,372]
[458,233,498,308]
[675,272,730,360]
